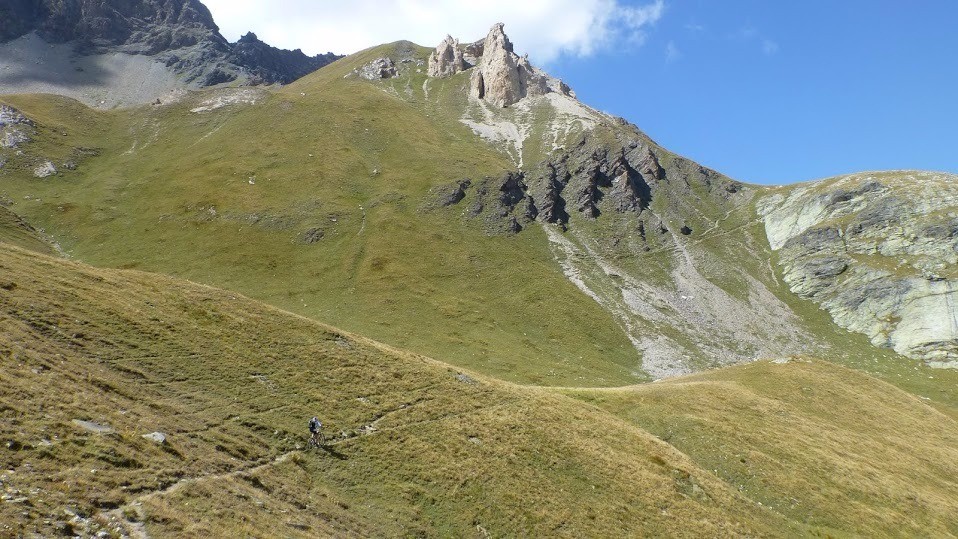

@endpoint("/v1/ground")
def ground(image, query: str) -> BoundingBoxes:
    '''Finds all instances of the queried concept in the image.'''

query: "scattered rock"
[455,372,477,385]
[1,129,31,149]
[435,179,472,207]
[190,88,264,113]
[0,104,35,150]
[302,227,325,244]
[0,105,33,128]
[141,432,166,444]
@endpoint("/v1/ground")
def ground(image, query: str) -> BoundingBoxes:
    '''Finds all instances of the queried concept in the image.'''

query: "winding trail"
[99,448,308,538]
[96,399,428,537]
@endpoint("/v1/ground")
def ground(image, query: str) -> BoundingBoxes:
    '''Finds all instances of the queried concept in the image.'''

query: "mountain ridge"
[0,0,342,107]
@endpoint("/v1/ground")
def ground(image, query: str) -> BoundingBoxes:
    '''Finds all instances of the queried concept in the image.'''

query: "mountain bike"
[307,429,326,449]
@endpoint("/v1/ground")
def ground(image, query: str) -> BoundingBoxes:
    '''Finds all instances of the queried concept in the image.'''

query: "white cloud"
[200,0,665,64]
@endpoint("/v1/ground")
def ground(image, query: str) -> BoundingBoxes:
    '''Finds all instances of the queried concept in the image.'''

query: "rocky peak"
[426,22,573,108]
[427,35,466,78]
[0,0,343,86]
[470,23,523,107]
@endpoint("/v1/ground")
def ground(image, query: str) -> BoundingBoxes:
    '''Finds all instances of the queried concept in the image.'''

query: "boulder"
[72,419,113,434]
[34,161,57,178]
[142,432,167,444]
[358,57,397,80]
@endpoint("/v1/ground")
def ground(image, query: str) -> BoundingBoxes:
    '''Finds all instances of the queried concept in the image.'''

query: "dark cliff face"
[435,124,743,237]
[0,0,46,42]
[0,0,342,85]
[1,0,222,50]
[230,32,341,85]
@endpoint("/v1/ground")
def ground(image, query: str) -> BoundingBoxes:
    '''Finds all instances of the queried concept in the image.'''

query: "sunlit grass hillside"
[2,241,957,536]
[0,44,645,387]
[0,242,781,537]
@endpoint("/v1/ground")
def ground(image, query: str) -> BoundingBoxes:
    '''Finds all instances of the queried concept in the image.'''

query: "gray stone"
[33,161,57,178]
[72,419,113,434]
[141,432,167,444]
[455,372,477,384]
[760,171,958,367]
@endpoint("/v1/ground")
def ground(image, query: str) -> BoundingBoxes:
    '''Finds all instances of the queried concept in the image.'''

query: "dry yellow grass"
[567,358,958,537]
[3,239,958,536]
[0,242,790,537]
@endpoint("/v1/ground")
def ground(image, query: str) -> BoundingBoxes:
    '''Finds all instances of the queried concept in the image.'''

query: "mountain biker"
[308,416,323,444]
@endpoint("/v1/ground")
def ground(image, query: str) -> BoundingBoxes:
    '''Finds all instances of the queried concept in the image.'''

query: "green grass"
[0,205,54,254]
[0,44,643,387]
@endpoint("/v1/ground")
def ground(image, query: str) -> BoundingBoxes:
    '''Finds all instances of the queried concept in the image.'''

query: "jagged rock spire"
[427,35,466,78]
[426,22,574,108]
[470,23,523,107]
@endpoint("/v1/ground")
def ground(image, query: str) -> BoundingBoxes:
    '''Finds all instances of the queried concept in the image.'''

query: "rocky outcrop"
[426,23,573,108]
[427,35,466,78]
[469,23,522,107]
[357,57,397,80]
[33,161,57,178]
[760,171,958,367]
[439,125,742,239]
[0,0,342,85]
[437,172,537,234]
[0,105,35,150]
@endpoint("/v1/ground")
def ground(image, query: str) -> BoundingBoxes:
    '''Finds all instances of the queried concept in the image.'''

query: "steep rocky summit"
[0,0,341,86]
[426,23,572,107]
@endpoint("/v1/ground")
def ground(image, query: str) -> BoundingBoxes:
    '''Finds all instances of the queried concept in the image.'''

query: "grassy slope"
[0,44,641,387]
[565,359,958,537]
[0,205,54,254]
[3,242,957,536]
[0,242,793,537]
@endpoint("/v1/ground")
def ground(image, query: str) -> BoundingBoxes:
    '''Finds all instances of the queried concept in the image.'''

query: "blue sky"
[206,1,957,185]
[547,1,958,184]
